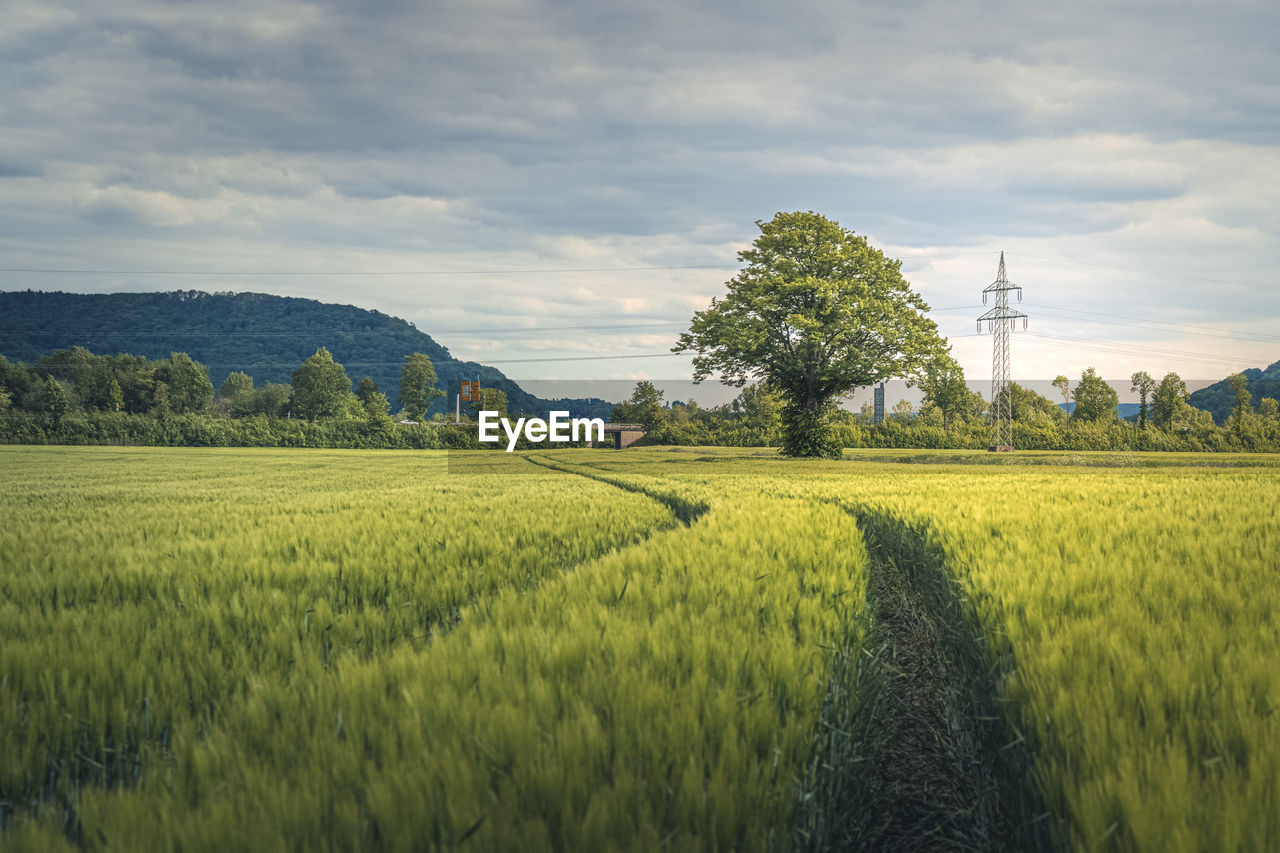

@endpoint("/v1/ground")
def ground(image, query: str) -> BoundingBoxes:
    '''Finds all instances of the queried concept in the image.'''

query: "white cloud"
[1,0,1277,386]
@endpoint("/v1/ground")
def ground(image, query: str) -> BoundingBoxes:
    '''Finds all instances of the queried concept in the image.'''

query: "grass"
[2,445,1278,850]
[1,447,866,850]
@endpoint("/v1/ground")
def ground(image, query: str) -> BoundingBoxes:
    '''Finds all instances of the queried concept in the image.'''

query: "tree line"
[671,210,1280,455]
[608,367,1280,453]
[0,346,495,449]
[2,328,1276,453]
[3,345,1277,452]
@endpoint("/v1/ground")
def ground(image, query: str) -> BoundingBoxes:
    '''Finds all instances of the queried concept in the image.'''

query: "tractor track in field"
[523,460,1058,850]
[856,544,997,850]
[428,455,703,638]
[523,455,711,526]
[797,508,1059,852]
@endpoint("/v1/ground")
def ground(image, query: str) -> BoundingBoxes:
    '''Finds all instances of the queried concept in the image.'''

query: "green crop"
[589,449,1280,850]
[1,447,866,850]
[822,466,1280,851]
[2,445,1278,851]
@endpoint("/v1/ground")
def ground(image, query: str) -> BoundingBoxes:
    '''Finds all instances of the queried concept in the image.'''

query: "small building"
[595,423,646,449]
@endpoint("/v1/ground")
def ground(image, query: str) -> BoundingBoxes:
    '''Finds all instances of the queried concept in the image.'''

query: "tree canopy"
[355,377,380,405]
[1071,368,1119,422]
[291,348,352,420]
[40,377,68,424]
[675,211,949,456]
[920,357,982,427]
[219,371,254,401]
[157,352,215,413]
[1130,371,1157,428]
[611,381,666,430]
[399,353,444,422]
[995,382,1065,425]
[477,386,509,418]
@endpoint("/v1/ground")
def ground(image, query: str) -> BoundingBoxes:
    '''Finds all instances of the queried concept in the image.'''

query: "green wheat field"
[2,446,1278,851]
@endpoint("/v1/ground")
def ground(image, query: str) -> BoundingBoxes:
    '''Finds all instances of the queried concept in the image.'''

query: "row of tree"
[606,363,1280,452]
[6,338,1276,452]
[670,210,1280,455]
[919,368,1220,431]
[0,345,455,429]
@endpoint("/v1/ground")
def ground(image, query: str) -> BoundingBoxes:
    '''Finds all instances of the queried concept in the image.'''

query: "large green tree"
[219,371,254,401]
[1130,371,1157,428]
[1227,373,1252,434]
[291,348,352,420]
[478,386,509,418]
[355,377,380,406]
[362,389,394,437]
[1052,375,1071,410]
[399,353,444,422]
[1071,367,1119,422]
[995,382,1066,424]
[612,381,666,430]
[733,382,783,437]
[0,355,36,408]
[106,378,124,412]
[1151,373,1188,430]
[244,382,292,418]
[152,381,171,417]
[675,211,948,456]
[156,352,214,413]
[920,358,981,428]
[40,376,69,425]
[1261,397,1279,424]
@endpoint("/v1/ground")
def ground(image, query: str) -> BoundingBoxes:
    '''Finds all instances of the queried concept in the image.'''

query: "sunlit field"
[2,446,1277,851]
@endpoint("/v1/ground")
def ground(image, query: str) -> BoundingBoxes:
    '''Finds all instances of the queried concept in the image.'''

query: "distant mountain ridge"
[0,290,613,418]
[1188,360,1280,424]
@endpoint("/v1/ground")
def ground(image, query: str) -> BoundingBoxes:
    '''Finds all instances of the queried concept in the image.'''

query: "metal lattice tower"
[977,252,1027,449]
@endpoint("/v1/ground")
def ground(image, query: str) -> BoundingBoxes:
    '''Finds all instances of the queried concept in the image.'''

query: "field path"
[526,453,1055,850]
[795,506,1056,852]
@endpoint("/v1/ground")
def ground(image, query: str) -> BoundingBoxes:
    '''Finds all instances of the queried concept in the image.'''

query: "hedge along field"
[1,447,868,850]
[581,449,1280,851]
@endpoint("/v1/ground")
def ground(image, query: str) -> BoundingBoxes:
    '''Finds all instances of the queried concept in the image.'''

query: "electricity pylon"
[977,252,1027,450]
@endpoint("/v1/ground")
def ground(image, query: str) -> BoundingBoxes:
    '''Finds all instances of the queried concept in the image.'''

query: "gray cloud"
[1,0,1277,382]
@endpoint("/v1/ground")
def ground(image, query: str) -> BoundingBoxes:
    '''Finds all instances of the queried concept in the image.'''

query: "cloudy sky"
[2,0,1278,396]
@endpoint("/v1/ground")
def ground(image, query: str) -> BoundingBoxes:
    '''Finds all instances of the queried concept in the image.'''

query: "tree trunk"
[781,395,841,458]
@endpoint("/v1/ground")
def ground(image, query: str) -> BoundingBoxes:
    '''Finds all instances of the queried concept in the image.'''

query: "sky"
[2,0,1278,402]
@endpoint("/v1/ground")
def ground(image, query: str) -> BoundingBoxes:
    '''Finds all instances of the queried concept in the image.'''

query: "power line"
[1,250,1272,296]
[1020,332,1256,369]
[28,352,689,369]
[898,251,1003,262]
[6,323,1259,369]
[0,322,688,337]
[0,264,736,276]
[0,250,1005,278]
[449,352,685,365]
[1024,330,1262,363]
[1024,302,1280,344]
[1008,252,1276,293]
[0,307,985,337]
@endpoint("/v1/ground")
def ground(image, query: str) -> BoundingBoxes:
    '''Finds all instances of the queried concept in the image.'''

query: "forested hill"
[0,290,611,418]
[1188,360,1280,424]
